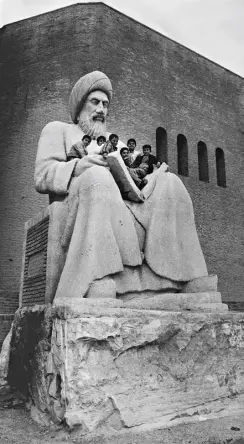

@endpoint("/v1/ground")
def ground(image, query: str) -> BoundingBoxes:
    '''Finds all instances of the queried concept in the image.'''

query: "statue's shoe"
[86,277,116,299]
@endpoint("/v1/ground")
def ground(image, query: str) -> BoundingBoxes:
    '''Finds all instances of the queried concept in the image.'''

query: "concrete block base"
[7,298,243,438]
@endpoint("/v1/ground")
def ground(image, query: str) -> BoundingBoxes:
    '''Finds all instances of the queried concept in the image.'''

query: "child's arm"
[131,163,148,177]
[67,142,87,161]
[101,140,116,155]
[99,141,107,158]
[132,155,142,168]
[67,145,80,161]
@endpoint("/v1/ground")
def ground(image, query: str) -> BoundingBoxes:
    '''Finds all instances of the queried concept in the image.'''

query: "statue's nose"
[96,102,104,112]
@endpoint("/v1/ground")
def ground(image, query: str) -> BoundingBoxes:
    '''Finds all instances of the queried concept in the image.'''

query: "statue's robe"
[35,121,208,300]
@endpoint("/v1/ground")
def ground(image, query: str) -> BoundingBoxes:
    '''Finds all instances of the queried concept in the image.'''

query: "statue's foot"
[86,277,116,299]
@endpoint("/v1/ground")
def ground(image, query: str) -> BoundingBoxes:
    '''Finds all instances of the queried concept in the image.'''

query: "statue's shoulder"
[41,121,71,134]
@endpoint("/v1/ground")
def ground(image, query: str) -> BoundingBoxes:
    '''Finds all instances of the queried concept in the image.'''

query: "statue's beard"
[78,114,107,139]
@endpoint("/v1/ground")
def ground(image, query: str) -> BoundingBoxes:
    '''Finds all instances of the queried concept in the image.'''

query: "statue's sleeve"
[34,121,78,194]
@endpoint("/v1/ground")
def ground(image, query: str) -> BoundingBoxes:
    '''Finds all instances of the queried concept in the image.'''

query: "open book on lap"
[107,151,145,203]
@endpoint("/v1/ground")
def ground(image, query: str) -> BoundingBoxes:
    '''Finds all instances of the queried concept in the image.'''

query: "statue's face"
[77,90,109,138]
[78,90,109,126]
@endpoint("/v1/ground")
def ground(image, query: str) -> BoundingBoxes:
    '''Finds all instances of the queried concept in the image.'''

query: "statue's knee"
[75,166,114,190]
[87,165,112,184]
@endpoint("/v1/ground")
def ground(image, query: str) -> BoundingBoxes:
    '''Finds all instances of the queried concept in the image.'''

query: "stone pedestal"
[8,296,243,437]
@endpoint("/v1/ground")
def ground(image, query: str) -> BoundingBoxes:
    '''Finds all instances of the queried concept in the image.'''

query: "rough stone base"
[7,299,244,438]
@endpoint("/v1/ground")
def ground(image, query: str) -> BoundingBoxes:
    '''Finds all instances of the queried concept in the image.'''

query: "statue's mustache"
[93,114,105,122]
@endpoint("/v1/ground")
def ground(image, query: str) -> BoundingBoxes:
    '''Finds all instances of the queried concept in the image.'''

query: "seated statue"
[34,70,208,300]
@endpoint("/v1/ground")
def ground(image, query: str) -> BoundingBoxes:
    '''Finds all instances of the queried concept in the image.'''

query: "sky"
[0,0,243,77]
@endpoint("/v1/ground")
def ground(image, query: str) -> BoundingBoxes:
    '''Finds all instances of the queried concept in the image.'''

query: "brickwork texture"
[0,315,14,350]
[0,291,18,348]
[0,291,19,314]
[0,3,243,304]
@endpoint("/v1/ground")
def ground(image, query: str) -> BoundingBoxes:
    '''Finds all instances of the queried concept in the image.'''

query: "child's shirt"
[133,153,158,174]
[129,150,141,163]
[100,140,117,155]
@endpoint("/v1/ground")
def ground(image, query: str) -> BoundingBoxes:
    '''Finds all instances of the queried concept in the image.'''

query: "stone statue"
[35,71,208,301]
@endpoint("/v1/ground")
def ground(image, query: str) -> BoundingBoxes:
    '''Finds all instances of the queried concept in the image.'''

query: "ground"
[0,389,243,444]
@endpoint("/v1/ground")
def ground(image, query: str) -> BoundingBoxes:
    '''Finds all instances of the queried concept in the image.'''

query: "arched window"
[156,127,168,163]
[198,141,209,182]
[216,148,226,187]
[177,134,188,176]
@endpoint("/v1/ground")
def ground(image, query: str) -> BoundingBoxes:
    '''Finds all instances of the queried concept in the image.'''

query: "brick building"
[0,2,243,322]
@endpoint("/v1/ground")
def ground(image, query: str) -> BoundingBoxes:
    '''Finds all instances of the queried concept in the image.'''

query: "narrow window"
[198,141,209,182]
[177,134,188,176]
[216,148,226,187]
[156,127,168,163]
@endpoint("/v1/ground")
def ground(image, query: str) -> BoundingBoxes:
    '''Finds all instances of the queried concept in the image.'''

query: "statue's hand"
[73,155,108,177]
[86,154,109,167]
[161,162,169,172]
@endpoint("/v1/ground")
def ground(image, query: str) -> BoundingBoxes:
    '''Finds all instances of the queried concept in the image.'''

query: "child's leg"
[126,167,148,189]
[132,162,149,179]
[127,167,143,188]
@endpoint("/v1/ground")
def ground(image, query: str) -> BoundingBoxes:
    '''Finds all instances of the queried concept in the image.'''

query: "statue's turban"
[69,71,113,123]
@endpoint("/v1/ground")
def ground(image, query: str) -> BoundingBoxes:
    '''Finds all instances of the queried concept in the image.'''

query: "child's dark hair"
[82,134,91,142]
[127,138,136,146]
[109,133,119,141]
[120,147,129,155]
[142,144,151,151]
[97,135,106,144]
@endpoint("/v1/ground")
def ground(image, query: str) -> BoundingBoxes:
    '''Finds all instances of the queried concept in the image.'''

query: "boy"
[127,138,140,162]
[97,135,106,147]
[133,144,160,174]
[120,147,148,190]
[99,133,119,158]
[67,134,91,160]
[109,133,119,150]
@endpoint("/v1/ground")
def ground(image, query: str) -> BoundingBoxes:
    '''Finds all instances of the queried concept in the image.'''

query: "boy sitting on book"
[133,144,161,174]
[120,147,148,190]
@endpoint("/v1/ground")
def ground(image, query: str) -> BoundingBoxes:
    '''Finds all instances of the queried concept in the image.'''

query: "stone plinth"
[8,299,243,437]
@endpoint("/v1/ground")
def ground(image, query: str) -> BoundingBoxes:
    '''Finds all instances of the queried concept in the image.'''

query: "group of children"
[67,133,161,190]
[67,133,119,160]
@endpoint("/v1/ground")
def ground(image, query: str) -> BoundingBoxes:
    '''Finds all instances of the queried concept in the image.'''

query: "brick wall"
[0,3,243,303]
[0,315,14,350]
[0,291,19,348]
[0,291,19,314]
